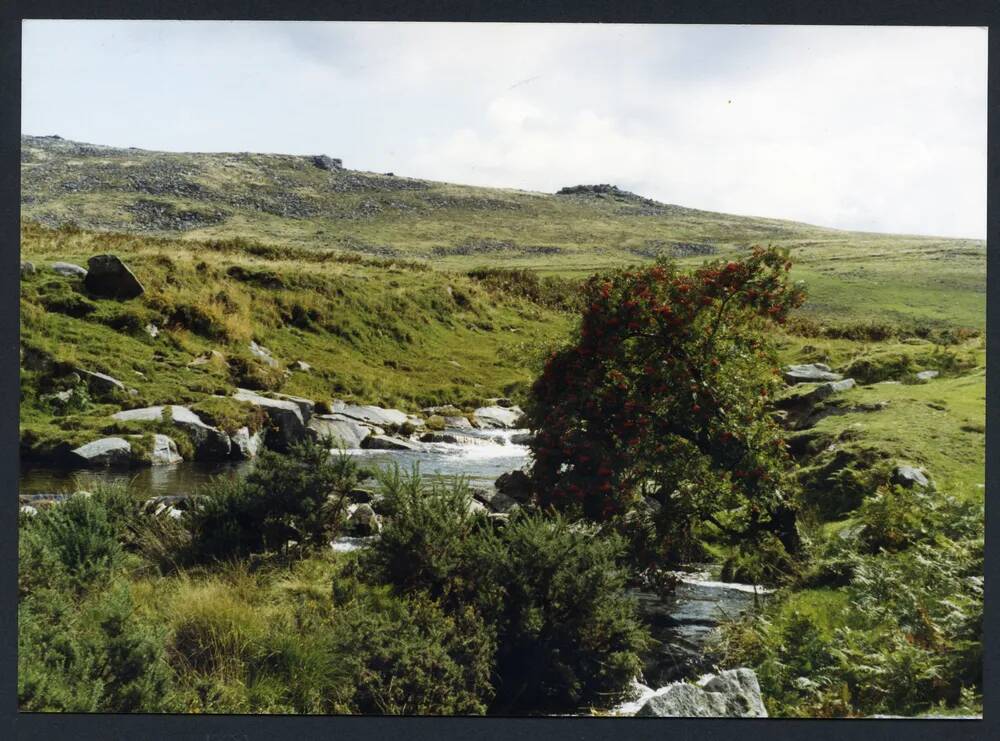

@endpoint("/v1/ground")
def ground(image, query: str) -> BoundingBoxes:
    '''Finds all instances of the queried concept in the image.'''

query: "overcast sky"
[22,21,987,239]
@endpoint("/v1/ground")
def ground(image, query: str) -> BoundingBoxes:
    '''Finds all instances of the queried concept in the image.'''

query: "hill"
[21,135,986,328]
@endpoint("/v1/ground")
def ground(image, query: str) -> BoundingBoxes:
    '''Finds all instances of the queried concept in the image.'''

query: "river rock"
[346,503,380,535]
[148,433,183,465]
[362,435,421,451]
[495,470,532,502]
[419,431,486,445]
[471,487,519,514]
[84,254,145,299]
[472,405,524,429]
[892,464,930,489]
[230,426,264,459]
[233,388,307,450]
[444,415,473,430]
[331,401,409,428]
[510,432,534,445]
[52,261,87,278]
[70,437,132,467]
[782,363,843,385]
[635,669,767,718]
[308,414,370,449]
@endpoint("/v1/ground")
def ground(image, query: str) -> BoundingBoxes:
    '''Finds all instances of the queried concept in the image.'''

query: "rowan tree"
[526,247,806,560]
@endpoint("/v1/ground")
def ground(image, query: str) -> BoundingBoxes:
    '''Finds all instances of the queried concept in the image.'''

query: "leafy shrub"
[188,437,358,561]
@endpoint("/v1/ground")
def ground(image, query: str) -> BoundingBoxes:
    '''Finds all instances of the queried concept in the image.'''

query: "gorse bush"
[363,469,649,713]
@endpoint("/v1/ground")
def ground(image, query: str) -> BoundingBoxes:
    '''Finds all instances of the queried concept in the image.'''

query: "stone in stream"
[471,487,520,514]
[308,414,370,449]
[495,470,532,502]
[362,434,421,451]
[69,437,133,467]
[419,431,487,446]
[230,426,265,460]
[331,401,409,428]
[84,254,145,299]
[634,669,767,718]
[148,433,183,465]
[781,363,843,385]
[444,415,473,430]
[472,405,525,429]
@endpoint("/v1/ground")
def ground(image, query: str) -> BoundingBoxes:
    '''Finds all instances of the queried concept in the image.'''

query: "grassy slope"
[22,135,986,329]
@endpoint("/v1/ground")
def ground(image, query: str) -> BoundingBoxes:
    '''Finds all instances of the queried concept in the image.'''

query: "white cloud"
[22,21,987,238]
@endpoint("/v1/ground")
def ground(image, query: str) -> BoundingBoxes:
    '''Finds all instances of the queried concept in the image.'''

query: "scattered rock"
[144,323,159,338]
[84,254,145,299]
[289,360,311,372]
[915,370,939,381]
[188,350,225,367]
[111,405,231,460]
[471,487,519,514]
[311,155,343,171]
[51,261,87,278]
[20,505,38,517]
[892,464,930,489]
[444,415,473,430]
[249,340,279,368]
[419,431,486,445]
[69,437,132,467]
[21,261,36,277]
[782,363,843,385]
[484,397,515,408]
[270,393,315,423]
[635,669,767,718]
[78,368,125,394]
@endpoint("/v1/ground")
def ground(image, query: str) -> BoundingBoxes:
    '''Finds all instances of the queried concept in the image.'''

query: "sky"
[22,21,988,239]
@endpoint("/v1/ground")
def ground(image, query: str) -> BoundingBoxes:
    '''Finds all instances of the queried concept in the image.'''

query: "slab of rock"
[78,368,125,393]
[233,388,306,450]
[271,393,315,423]
[510,432,534,445]
[782,363,843,385]
[444,415,473,430]
[892,464,930,489]
[635,669,767,718]
[471,487,519,514]
[70,437,132,467]
[331,401,409,428]
[362,435,422,451]
[230,426,264,459]
[472,405,524,429]
[85,254,145,299]
[308,414,370,449]
[52,261,87,278]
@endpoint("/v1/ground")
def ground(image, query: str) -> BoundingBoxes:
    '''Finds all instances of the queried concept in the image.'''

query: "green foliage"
[363,469,649,713]
[188,437,358,561]
[528,248,805,560]
[19,581,172,712]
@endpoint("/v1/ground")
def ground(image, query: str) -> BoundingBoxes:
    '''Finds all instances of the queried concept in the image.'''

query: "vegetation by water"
[18,139,985,717]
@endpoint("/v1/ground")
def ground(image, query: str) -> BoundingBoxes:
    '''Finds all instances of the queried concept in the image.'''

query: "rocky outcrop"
[634,669,767,718]
[112,405,231,460]
[148,433,183,465]
[69,437,132,467]
[233,388,307,451]
[471,487,519,514]
[249,340,279,368]
[78,368,125,394]
[312,155,343,171]
[472,405,524,429]
[84,254,145,299]
[51,261,87,277]
[419,431,485,445]
[331,401,409,428]
[782,363,843,385]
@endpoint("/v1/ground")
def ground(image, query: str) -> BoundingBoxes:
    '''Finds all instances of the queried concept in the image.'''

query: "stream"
[19,424,767,691]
